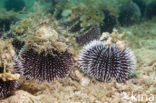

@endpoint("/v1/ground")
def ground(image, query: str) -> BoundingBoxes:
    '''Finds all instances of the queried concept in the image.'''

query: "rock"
[6,90,39,103]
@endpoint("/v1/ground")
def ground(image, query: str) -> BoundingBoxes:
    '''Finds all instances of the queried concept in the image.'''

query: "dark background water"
[0,0,156,37]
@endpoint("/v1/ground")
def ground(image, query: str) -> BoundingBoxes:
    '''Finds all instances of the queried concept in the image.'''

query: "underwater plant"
[0,9,18,34]
[0,39,21,98]
[50,0,120,47]
[4,0,25,12]
[79,30,136,82]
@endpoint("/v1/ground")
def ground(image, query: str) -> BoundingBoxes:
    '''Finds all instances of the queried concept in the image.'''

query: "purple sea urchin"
[76,26,101,46]
[79,40,136,82]
[0,68,19,98]
[0,80,18,98]
[0,39,21,98]
[17,48,74,82]
[12,16,76,82]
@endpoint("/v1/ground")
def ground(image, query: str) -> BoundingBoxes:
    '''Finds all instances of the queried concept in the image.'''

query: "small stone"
[80,77,90,86]
[1,90,38,103]
[75,70,83,80]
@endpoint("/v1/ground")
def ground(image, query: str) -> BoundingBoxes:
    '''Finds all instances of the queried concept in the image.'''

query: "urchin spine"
[79,40,136,82]
[16,48,74,82]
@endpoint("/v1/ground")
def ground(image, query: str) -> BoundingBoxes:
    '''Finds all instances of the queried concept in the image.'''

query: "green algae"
[10,2,77,56]
[58,0,119,28]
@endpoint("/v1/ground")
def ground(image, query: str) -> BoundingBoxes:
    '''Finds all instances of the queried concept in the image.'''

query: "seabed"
[0,0,156,103]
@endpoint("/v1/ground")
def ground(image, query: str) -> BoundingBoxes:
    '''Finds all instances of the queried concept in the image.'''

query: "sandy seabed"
[0,19,156,103]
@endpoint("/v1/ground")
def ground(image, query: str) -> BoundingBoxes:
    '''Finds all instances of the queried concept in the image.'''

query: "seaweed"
[0,39,20,81]
[0,9,18,34]
[10,2,77,55]
[62,0,119,28]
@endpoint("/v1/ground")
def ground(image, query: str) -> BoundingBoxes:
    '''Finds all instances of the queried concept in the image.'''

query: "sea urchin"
[0,39,21,98]
[16,48,74,82]
[79,40,136,82]
[0,67,20,98]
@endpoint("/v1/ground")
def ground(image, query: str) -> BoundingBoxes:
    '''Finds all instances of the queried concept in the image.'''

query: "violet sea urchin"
[0,69,19,98]
[17,48,74,82]
[0,66,20,98]
[76,26,101,46]
[0,39,21,98]
[0,80,19,98]
[79,40,136,82]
